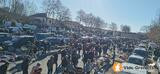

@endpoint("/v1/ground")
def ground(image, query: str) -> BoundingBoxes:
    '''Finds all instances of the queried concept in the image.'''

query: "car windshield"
[134,50,147,57]
[128,57,143,65]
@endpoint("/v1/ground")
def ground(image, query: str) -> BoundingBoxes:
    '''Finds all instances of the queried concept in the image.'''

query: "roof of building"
[30,13,47,17]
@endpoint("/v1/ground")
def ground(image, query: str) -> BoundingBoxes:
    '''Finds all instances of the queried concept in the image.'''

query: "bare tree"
[58,7,71,21]
[148,22,160,43]
[23,0,37,16]
[94,16,105,28]
[140,25,150,33]
[85,13,94,27]
[10,0,25,15]
[76,9,86,24]
[0,0,6,7]
[76,10,105,28]
[146,13,160,44]
[43,0,71,21]
[121,25,130,33]
[110,22,117,31]
[44,0,62,18]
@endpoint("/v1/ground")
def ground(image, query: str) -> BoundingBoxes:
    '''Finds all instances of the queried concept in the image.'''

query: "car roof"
[134,47,146,51]
[37,33,53,34]
[45,37,57,39]
[139,43,146,47]
[19,35,34,38]
[0,32,9,34]
[129,54,144,60]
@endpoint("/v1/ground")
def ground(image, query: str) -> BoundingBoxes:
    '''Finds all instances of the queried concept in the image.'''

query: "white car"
[148,42,157,49]
[128,54,145,66]
[139,43,146,48]
[119,62,148,74]
[133,48,148,58]
[156,57,160,73]
[118,55,148,74]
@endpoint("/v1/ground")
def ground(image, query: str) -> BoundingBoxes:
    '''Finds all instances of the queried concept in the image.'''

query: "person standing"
[83,51,88,65]
[31,63,42,74]
[53,53,58,68]
[66,61,76,74]
[88,50,94,62]
[83,60,93,74]
[22,57,30,74]
[61,55,69,68]
[98,45,102,56]
[47,56,54,74]
[72,51,79,67]
[112,46,116,66]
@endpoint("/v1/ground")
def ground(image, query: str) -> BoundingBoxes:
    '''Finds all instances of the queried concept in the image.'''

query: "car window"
[128,57,143,65]
[134,50,147,57]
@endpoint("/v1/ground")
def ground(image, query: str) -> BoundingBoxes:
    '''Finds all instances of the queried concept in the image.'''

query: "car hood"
[121,62,147,74]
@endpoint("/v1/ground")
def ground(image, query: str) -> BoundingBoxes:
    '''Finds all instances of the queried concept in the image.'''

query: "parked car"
[128,54,145,66]
[156,57,160,74]
[43,37,62,45]
[0,51,17,62]
[148,42,157,49]
[0,32,11,44]
[138,43,146,48]
[2,35,34,52]
[132,47,148,59]
[43,36,69,46]
[35,33,54,41]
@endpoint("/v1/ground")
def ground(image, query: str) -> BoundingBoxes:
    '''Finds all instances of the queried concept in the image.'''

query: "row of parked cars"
[0,32,70,63]
[120,42,155,74]
[35,33,70,45]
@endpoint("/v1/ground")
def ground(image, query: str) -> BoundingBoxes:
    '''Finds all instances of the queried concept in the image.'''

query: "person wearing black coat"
[0,61,9,74]
[47,56,54,74]
[83,51,89,65]
[53,53,58,68]
[22,57,30,74]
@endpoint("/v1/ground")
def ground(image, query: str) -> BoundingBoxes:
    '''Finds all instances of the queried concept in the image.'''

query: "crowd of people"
[0,37,139,74]
[46,37,138,74]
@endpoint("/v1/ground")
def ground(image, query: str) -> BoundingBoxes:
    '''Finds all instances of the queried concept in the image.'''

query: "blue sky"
[36,0,160,32]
